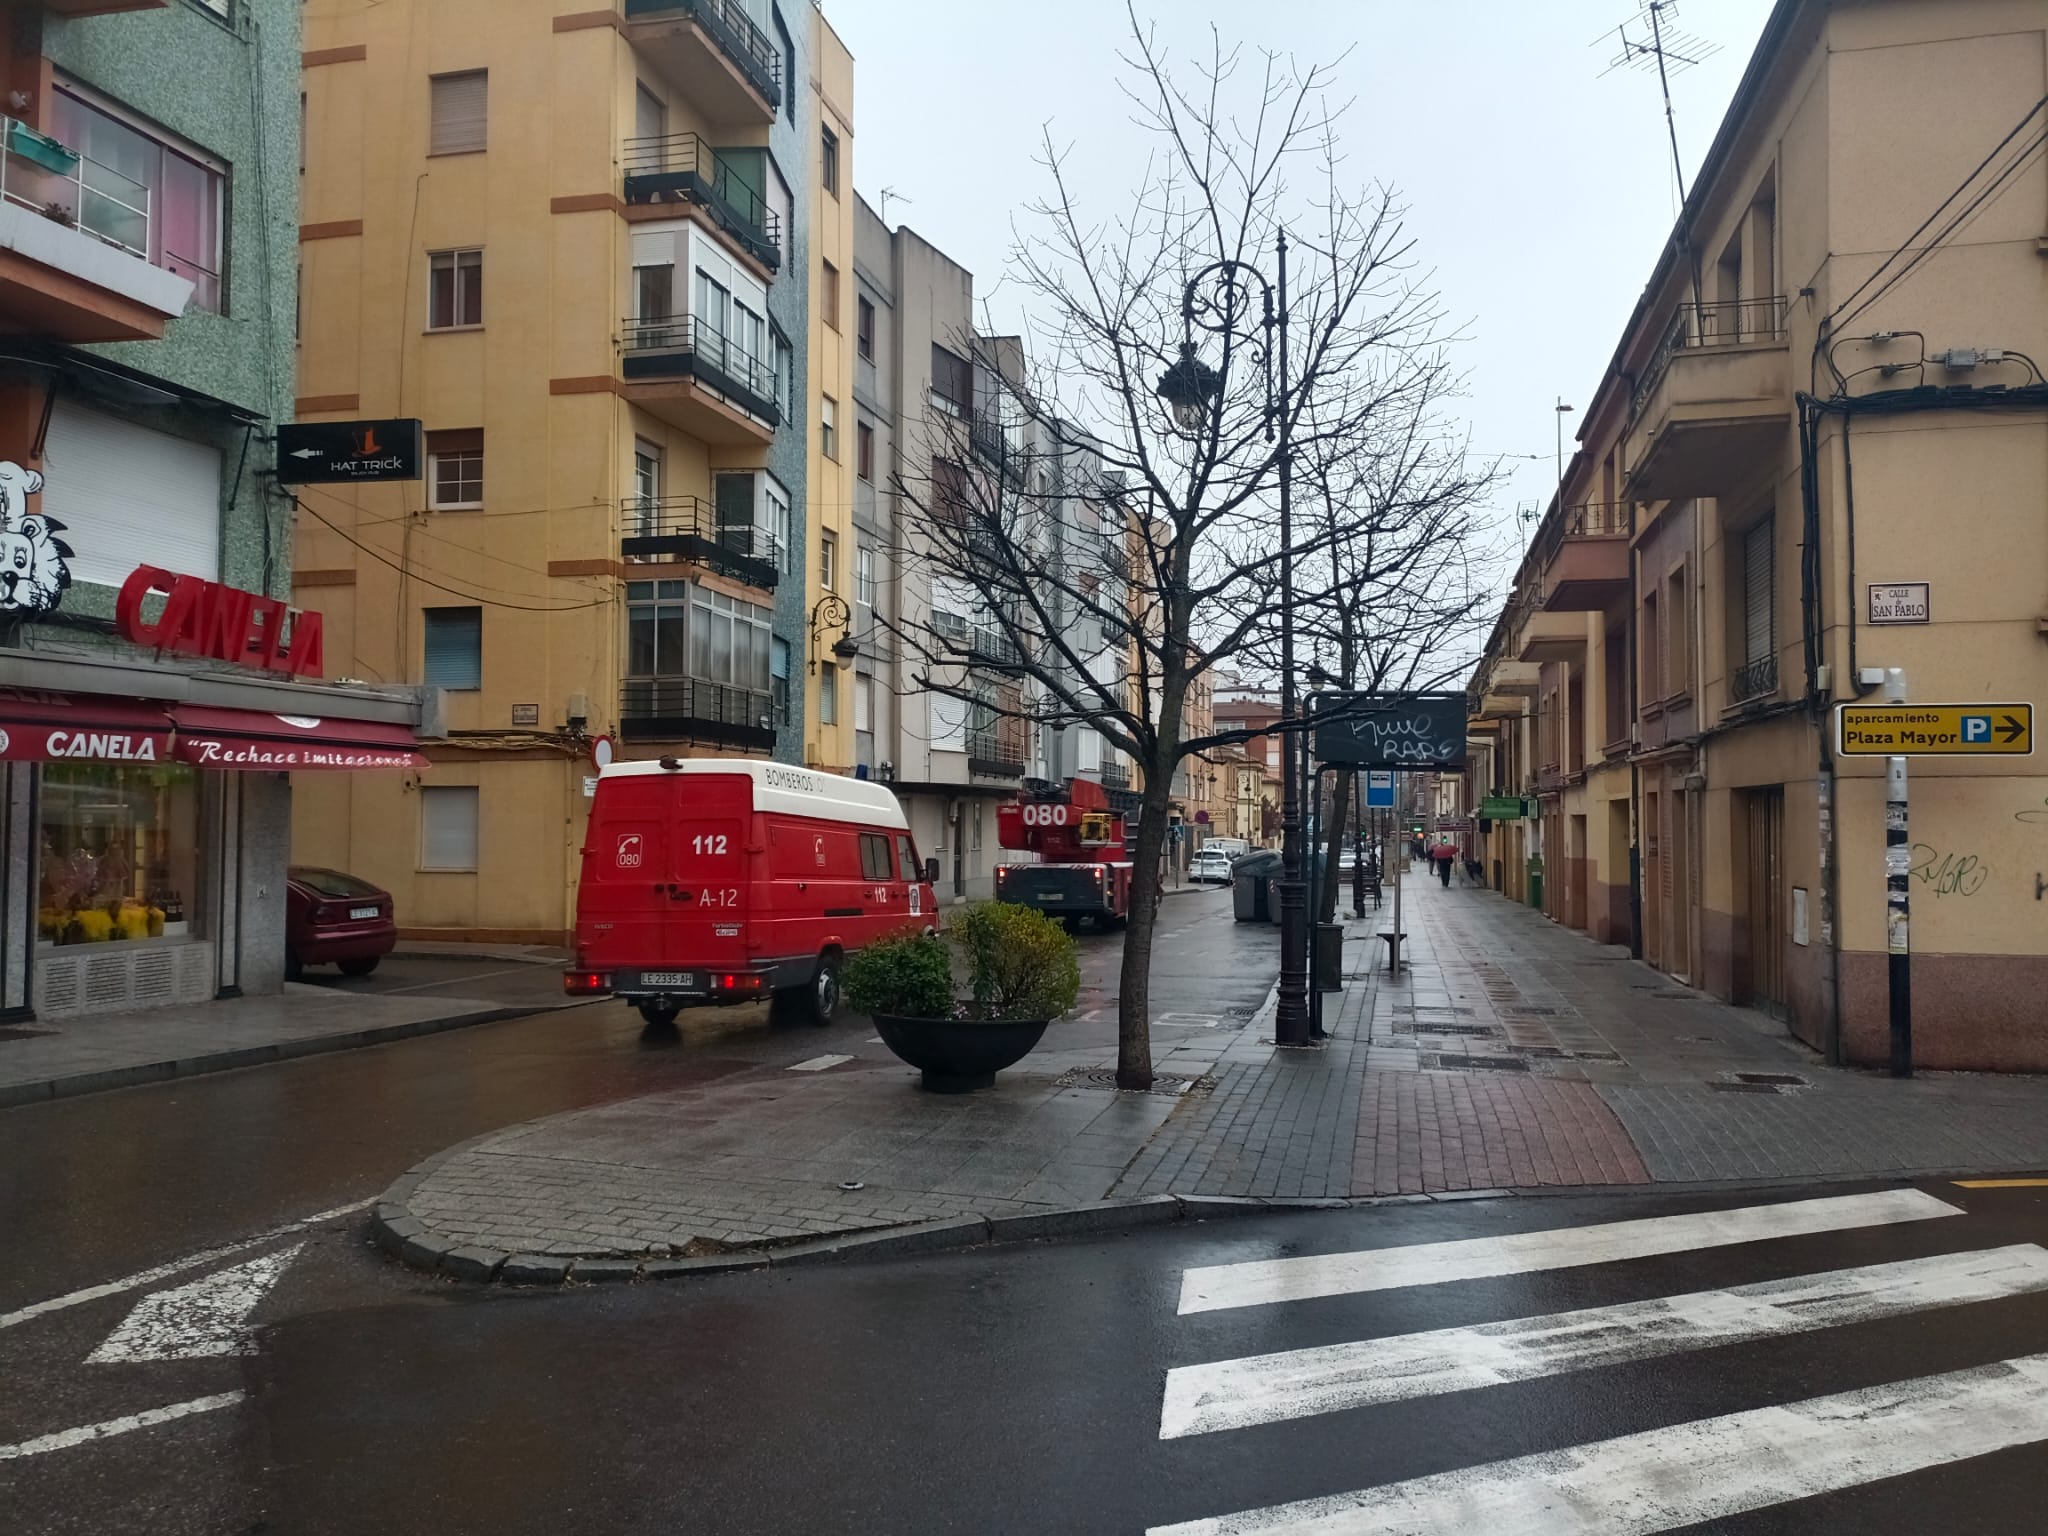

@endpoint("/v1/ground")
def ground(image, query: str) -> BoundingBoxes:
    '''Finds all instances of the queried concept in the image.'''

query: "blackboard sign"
[1311,691,1468,769]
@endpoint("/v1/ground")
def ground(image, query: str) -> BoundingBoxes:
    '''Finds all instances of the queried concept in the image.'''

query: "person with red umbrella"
[1432,838,1457,888]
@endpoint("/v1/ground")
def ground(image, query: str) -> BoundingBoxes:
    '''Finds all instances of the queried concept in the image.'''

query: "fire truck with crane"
[993,776,1134,931]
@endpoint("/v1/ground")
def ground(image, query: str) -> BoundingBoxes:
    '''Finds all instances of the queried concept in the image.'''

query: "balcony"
[619,314,779,442]
[0,116,193,342]
[620,676,776,751]
[967,725,1027,778]
[1474,693,1525,722]
[968,625,1022,670]
[1487,660,1542,696]
[622,133,780,270]
[1098,762,1130,791]
[1537,503,1632,613]
[1515,608,1589,665]
[620,495,779,590]
[969,407,1027,489]
[623,0,782,124]
[1730,654,1779,706]
[1625,297,1790,501]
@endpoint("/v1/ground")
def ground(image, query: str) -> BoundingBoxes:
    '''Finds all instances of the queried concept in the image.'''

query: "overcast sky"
[834,0,1776,582]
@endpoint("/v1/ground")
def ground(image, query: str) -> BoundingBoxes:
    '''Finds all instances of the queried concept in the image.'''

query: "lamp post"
[1155,231,1309,1045]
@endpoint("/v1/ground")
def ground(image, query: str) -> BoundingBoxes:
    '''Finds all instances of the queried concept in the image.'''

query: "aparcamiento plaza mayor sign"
[1836,703,2033,756]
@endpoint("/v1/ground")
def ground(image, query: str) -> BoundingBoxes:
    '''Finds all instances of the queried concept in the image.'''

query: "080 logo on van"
[616,834,644,869]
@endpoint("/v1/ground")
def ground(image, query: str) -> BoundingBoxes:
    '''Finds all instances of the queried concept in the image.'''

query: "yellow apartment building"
[292,0,828,943]
[1470,0,2048,1070]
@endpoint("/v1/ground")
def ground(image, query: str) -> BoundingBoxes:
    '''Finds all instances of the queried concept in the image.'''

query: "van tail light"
[1093,867,1105,882]
[563,970,612,996]
[996,866,1009,882]
[712,972,764,995]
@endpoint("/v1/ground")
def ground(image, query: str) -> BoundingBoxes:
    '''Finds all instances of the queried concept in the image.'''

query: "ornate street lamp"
[1154,342,1223,433]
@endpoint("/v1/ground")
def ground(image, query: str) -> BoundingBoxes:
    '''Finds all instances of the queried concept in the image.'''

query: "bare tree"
[884,14,1487,1088]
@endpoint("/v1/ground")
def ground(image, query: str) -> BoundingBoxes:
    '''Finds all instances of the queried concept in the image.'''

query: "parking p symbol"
[1962,716,1991,743]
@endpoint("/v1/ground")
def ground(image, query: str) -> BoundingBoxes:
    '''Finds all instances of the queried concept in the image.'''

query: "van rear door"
[665,771,751,971]
[577,773,674,970]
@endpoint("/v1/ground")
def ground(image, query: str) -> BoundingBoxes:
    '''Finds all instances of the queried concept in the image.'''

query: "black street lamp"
[1156,232,1310,1046]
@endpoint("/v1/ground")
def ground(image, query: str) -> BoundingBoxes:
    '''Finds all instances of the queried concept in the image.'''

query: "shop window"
[420,786,480,871]
[38,762,200,946]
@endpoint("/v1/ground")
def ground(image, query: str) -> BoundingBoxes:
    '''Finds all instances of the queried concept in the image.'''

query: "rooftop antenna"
[879,186,911,225]
[1598,1,1719,205]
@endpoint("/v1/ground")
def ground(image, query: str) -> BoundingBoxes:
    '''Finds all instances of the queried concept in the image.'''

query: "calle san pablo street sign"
[274,419,423,484]
[1836,702,2033,757]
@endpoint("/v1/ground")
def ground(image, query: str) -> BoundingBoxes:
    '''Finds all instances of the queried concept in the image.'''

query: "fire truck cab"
[993,777,1134,930]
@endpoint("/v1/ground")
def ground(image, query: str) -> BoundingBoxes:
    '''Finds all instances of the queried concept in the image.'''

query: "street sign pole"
[1884,670,1912,1079]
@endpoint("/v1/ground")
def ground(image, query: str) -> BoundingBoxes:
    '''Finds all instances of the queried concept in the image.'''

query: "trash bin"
[1527,855,1544,911]
[1315,921,1344,991]
[1231,850,1281,924]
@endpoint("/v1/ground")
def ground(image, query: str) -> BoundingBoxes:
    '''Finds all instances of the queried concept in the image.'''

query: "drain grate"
[1710,1080,1782,1094]
[1404,1020,1503,1038]
[1054,1067,1210,1097]
[1396,1005,1477,1017]
[1417,1052,1530,1073]
[1733,1071,1811,1088]
[1501,1005,1570,1019]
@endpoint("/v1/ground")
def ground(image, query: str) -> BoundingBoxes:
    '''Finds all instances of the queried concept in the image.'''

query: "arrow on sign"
[86,1244,301,1363]
[2000,715,2027,743]
[288,448,323,459]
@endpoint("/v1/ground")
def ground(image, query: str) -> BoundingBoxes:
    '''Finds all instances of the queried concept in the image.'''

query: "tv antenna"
[879,186,912,225]
[1597,2,1719,204]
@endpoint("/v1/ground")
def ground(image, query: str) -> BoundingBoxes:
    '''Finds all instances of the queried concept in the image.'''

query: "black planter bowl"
[871,1012,1051,1093]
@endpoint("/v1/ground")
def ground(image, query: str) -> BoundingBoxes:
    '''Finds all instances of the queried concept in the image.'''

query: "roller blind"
[420,787,480,872]
[423,607,482,689]
[1742,518,1774,665]
[430,71,488,156]
[39,399,221,587]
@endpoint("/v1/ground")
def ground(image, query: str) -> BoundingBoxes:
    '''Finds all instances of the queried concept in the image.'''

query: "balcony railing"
[1631,296,1788,421]
[968,625,1021,668]
[624,0,783,110]
[620,313,781,425]
[967,725,1027,777]
[620,494,780,589]
[1098,762,1130,791]
[621,133,780,269]
[1731,654,1778,704]
[621,676,776,749]
[969,406,1027,488]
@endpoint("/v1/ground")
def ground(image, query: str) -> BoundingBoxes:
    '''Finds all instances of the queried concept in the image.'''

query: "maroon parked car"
[286,866,396,978]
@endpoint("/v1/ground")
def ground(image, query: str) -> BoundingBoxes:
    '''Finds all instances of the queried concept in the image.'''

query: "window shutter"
[423,607,483,689]
[420,787,480,872]
[40,399,223,587]
[1743,518,1774,664]
[430,72,488,156]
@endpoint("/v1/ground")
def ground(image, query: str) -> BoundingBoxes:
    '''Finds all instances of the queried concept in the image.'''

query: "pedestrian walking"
[1433,840,1456,888]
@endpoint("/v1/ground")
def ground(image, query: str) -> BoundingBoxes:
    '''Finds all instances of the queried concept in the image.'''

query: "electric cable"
[291,496,613,613]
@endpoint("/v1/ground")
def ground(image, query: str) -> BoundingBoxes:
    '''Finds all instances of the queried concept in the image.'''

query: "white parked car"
[1188,847,1236,885]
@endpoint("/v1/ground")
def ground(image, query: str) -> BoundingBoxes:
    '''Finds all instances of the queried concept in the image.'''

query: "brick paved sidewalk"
[381,864,2048,1272]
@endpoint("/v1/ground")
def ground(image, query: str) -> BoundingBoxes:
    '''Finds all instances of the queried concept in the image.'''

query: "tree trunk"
[1317,768,1352,922]
[1115,768,1176,1090]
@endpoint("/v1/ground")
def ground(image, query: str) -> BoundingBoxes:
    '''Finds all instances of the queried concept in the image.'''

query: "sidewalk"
[372,870,2048,1282]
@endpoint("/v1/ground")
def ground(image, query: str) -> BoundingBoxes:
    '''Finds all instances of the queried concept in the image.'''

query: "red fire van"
[565,758,938,1026]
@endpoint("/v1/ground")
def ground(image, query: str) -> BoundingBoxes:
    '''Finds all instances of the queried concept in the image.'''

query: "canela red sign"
[114,566,324,678]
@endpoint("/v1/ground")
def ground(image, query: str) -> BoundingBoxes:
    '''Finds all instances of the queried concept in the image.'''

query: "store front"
[0,669,428,1021]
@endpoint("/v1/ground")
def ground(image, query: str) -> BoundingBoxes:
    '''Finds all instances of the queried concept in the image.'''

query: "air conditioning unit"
[565,693,590,729]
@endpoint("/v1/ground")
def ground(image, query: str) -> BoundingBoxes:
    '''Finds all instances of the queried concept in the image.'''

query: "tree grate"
[1054,1067,1210,1097]
[1417,1052,1530,1073]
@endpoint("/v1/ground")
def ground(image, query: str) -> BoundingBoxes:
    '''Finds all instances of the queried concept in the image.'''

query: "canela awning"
[167,705,427,770]
[0,689,172,763]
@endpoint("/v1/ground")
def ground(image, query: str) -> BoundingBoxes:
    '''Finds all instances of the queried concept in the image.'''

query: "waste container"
[1527,855,1544,911]
[1315,921,1344,991]
[1231,850,1282,923]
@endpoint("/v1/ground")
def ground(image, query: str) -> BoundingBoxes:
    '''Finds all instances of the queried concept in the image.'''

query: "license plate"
[1040,893,1065,901]
[349,906,380,920]
[640,971,697,989]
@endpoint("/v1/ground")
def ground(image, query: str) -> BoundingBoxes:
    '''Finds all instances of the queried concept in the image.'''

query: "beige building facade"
[1471,0,2048,1068]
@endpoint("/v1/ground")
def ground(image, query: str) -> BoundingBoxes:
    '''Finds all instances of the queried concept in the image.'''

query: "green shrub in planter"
[843,931,953,1018]
[948,900,1081,1021]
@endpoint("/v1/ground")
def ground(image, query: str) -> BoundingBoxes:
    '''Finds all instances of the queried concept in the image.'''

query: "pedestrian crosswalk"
[1149,1188,2048,1534]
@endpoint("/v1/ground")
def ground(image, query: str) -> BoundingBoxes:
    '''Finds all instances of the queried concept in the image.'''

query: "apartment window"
[630,440,663,538]
[46,84,226,312]
[931,345,972,416]
[821,260,840,330]
[856,295,875,360]
[422,607,482,689]
[820,532,837,592]
[1668,564,1691,696]
[1737,517,1776,698]
[821,395,838,460]
[771,328,792,417]
[856,421,874,482]
[820,125,839,195]
[933,457,970,525]
[1641,589,1661,704]
[429,71,488,156]
[427,430,484,510]
[819,660,838,724]
[855,674,873,732]
[855,543,876,607]
[634,263,674,323]
[428,249,483,329]
[626,580,690,677]
[690,587,771,690]
[766,476,791,573]
[420,787,480,872]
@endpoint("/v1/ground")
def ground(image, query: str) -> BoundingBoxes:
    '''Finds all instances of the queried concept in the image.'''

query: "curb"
[0,1000,594,1110]
[394,946,572,968]
[368,1187,1394,1289]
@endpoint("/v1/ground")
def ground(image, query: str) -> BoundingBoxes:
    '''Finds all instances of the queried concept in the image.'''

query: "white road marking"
[1158,1014,1222,1029]
[88,1244,302,1363]
[0,1201,366,1333]
[1147,1349,2048,1535]
[0,1392,246,1461]
[787,1054,855,1072]
[1161,1244,2048,1438]
[1177,1188,1961,1314]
